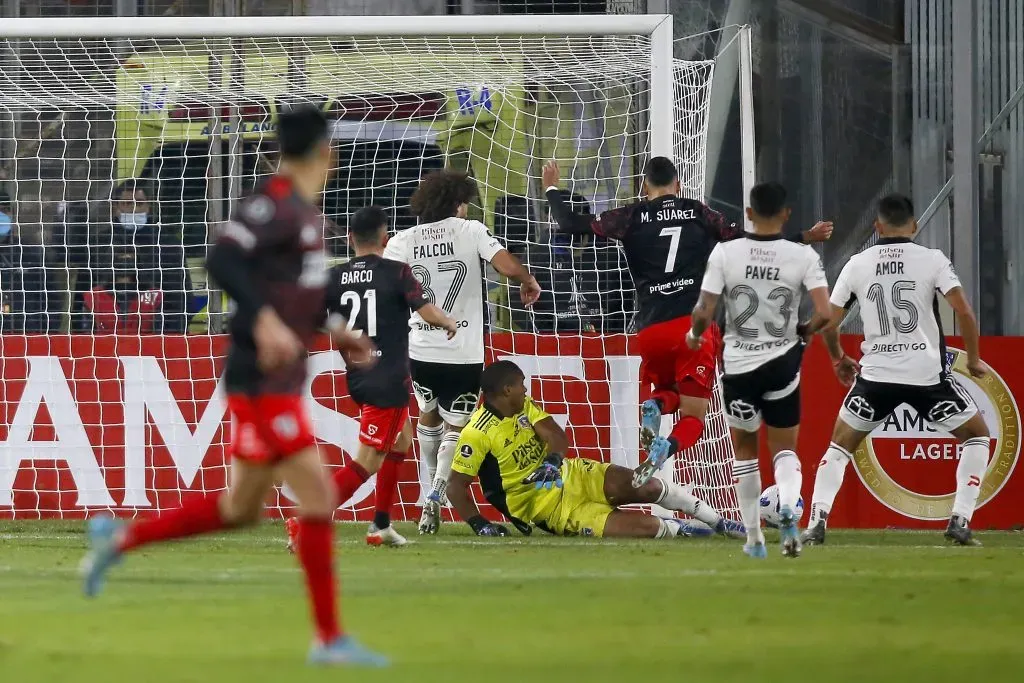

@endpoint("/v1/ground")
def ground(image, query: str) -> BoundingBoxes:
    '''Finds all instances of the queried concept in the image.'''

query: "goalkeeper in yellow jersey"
[447,360,745,539]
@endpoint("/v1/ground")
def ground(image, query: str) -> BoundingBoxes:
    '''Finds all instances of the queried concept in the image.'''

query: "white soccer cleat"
[366,523,409,547]
[418,493,441,535]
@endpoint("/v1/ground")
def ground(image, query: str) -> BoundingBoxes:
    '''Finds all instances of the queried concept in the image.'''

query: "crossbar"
[0,14,668,39]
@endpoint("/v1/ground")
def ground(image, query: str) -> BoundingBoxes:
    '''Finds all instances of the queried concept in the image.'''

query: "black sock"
[373,512,391,530]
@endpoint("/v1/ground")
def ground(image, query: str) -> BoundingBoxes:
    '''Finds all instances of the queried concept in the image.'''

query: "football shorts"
[839,373,978,433]
[636,316,720,400]
[536,458,613,538]
[227,393,316,464]
[358,403,409,452]
[410,359,483,427]
[721,343,804,432]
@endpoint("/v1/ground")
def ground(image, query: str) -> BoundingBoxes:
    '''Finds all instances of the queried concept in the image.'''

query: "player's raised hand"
[254,307,303,372]
[522,454,564,490]
[832,354,860,387]
[520,275,542,308]
[542,159,561,189]
[803,221,834,243]
[967,358,989,379]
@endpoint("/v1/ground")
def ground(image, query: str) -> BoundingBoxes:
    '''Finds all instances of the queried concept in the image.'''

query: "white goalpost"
[0,14,752,523]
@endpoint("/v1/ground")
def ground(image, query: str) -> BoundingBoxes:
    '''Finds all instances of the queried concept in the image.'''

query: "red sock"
[118,494,224,552]
[332,461,370,507]
[373,450,407,528]
[668,415,705,453]
[651,390,680,415]
[296,517,341,644]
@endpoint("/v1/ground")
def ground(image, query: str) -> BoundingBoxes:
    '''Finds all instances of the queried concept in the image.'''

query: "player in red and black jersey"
[285,206,457,551]
[80,106,387,667]
[543,157,832,488]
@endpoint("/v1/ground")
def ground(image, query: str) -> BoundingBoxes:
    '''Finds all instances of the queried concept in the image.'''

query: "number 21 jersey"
[384,217,504,365]
[831,237,962,386]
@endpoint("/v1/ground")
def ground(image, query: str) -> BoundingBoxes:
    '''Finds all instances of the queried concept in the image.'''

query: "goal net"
[0,15,739,523]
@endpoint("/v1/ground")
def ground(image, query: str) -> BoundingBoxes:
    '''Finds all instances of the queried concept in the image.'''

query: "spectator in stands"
[82,249,163,334]
[0,190,56,333]
[110,180,192,332]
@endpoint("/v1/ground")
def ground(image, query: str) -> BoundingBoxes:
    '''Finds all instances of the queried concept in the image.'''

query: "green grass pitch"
[1,521,1023,683]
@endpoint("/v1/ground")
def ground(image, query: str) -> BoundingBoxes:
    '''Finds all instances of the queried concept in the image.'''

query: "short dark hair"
[349,205,388,246]
[749,181,788,217]
[409,170,477,224]
[877,193,915,227]
[644,156,678,188]
[276,104,329,159]
[480,360,525,397]
[114,179,145,200]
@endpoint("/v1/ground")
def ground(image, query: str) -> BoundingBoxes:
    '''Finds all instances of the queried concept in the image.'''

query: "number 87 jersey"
[384,216,504,365]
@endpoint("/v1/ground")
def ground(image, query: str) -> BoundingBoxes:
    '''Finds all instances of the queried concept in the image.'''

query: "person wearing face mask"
[0,190,54,333]
[111,181,192,333]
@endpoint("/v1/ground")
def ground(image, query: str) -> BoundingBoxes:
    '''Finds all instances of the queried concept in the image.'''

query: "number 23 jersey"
[384,217,504,365]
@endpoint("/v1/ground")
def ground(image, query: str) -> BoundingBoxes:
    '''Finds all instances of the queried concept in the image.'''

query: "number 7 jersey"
[384,216,504,364]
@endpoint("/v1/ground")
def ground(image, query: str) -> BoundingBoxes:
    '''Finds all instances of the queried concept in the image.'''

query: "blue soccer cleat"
[670,519,714,538]
[714,518,747,540]
[308,636,390,667]
[778,505,802,558]
[633,436,671,488]
[80,515,124,598]
[743,541,768,559]
[640,399,662,451]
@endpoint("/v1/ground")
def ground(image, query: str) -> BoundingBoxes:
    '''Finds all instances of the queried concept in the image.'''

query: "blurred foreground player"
[446,360,744,539]
[285,206,458,550]
[800,194,990,547]
[79,106,387,667]
[688,182,831,559]
[543,159,832,490]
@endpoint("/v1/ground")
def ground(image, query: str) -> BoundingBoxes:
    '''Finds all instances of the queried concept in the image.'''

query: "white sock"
[654,517,674,539]
[773,450,802,513]
[808,443,852,526]
[656,480,722,528]
[951,436,990,521]
[429,431,460,502]
[416,423,444,498]
[733,459,764,545]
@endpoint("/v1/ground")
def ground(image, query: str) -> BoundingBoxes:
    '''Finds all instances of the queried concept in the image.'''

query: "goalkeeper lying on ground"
[447,360,745,539]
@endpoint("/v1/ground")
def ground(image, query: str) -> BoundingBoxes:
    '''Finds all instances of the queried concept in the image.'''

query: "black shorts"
[409,359,483,428]
[839,373,978,433]
[721,343,803,431]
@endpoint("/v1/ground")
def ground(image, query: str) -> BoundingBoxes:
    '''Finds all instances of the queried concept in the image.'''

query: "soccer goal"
[0,14,751,522]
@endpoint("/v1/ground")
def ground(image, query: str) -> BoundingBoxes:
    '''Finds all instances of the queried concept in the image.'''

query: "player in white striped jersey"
[688,182,832,559]
[801,194,990,546]
[383,170,540,535]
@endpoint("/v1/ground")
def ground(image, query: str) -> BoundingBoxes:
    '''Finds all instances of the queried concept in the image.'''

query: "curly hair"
[409,169,477,224]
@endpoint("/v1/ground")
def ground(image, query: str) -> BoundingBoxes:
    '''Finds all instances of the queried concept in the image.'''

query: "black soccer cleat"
[944,515,981,546]
[800,520,827,546]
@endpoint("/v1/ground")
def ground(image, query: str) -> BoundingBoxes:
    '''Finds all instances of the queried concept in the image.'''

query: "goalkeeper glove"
[522,453,564,490]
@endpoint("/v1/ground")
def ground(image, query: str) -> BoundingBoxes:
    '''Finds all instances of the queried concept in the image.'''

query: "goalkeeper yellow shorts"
[538,458,613,537]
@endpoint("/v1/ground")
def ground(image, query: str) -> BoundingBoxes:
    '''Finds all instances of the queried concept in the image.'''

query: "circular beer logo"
[853,347,1020,520]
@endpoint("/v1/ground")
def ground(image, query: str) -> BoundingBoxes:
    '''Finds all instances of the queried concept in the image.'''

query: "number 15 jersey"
[384,217,504,365]
[831,237,962,386]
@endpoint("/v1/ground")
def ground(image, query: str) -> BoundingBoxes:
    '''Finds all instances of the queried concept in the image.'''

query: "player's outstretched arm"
[417,303,458,339]
[447,471,510,537]
[819,304,859,386]
[490,249,541,307]
[542,160,597,236]
[686,289,720,350]
[944,287,987,378]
